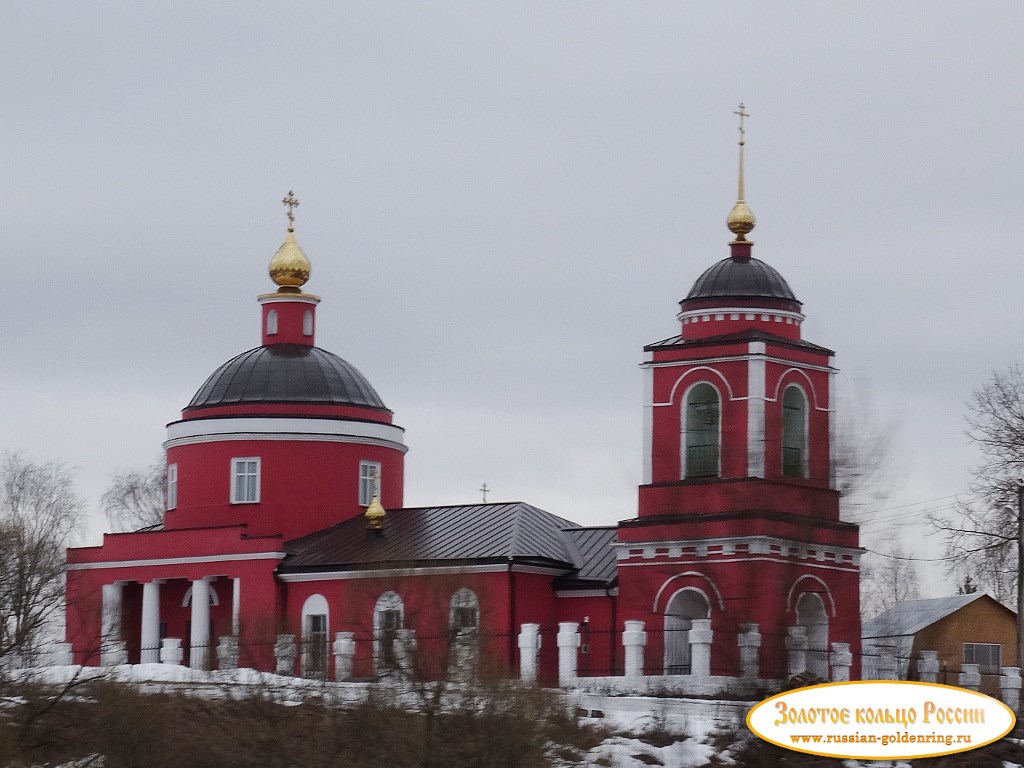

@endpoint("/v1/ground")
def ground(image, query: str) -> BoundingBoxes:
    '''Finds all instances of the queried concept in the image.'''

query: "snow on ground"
[578,736,715,768]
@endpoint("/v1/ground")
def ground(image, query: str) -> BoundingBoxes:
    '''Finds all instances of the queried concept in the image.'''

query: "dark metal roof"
[187,344,388,411]
[644,329,834,356]
[555,526,619,587]
[281,502,587,571]
[684,256,798,304]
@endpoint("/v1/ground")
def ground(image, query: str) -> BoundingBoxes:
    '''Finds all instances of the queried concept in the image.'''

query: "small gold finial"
[365,467,386,530]
[727,102,756,242]
[282,190,300,233]
[269,191,311,291]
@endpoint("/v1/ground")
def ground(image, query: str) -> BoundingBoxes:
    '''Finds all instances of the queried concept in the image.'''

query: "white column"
[786,626,808,677]
[959,663,981,691]
[737,623,761,679]
[217,636,239,670]
[917,650,940,683]
[231,578,241,635]
[747,341,766,478]
[641,364,653,484]
[100,582,125,666]
[275,634,296,675]
[875,645,897,680]
[140,580,161,664]
[517,623,541,685]
[557,622,581,686]
[622,620,647,679]
[688,618,713,677]
[830,642,852,682]
[160,638,183,665]
[333,631,356,681]
[190,578,211,670]
[1000,667,1021,711]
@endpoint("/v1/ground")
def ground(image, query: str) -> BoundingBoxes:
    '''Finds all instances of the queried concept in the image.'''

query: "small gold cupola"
[268,191,312,293]
[364,466,386,531]
[726,103,756,245]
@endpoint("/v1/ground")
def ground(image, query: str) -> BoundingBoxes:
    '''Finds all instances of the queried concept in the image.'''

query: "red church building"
[66,137,861,686]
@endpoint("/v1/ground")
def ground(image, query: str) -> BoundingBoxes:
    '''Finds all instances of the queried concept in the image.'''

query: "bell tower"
[617,106,861,681]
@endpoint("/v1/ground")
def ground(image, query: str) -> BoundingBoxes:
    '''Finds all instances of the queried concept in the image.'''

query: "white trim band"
[279,563,566,582]
[67,551,288,571]
[165,417,407,453]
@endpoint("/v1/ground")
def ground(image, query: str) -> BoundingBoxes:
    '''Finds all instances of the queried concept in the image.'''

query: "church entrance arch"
[796,592,829,678]
[663,587,710,674]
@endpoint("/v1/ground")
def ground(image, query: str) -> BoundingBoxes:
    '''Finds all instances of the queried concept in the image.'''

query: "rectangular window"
[964,642,1001,674]
[359,460,381,506]
[167,464,178,510]
[231,457,260,504]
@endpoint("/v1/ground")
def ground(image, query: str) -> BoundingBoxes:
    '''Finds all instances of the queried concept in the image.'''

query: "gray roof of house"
[863,593,992,639]
[684,256,798,304]
[280,502,618,587]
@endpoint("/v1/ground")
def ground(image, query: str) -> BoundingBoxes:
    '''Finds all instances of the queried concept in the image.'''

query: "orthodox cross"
[480,482,489,503]
[282,190,300,232]
[734,102,749,146]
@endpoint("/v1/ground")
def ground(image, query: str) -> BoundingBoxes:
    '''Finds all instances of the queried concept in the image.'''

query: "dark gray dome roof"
[187,344,387,411]
[685,256,798,303]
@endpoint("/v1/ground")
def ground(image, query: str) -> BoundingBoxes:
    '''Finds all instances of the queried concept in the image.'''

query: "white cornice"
[164,417,408,453]
[67,551,287,571]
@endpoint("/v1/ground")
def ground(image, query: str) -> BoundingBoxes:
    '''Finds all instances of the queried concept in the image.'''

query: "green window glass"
[685,383,720,478]
[782,386,807,477]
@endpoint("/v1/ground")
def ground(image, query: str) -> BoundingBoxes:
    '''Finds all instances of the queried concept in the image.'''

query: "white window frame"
[359,460,381,506]
[167,463,178,510]
[266,309,278,335]
[303,310,313,336]
[231,457,261,504]
[963,642,1001,675]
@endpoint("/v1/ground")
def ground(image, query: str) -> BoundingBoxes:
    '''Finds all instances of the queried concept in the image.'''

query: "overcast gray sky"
[2,2,1021,595]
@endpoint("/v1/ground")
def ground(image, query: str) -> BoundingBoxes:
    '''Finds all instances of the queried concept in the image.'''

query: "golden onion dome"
[727,200,756,241]
[365,494,386,530]
[268,231,311,292]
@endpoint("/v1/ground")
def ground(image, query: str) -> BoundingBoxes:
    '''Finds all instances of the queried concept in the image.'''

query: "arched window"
[302,310,313,336]
[266,309,278,335]
[796,592,829,678]
[663,587,710,674]
[782,385,808,478]
[373,591,404,675]
[301,594,329,679]
[683,383,720,478]
[448,588,480,681]
[449,588,479,633]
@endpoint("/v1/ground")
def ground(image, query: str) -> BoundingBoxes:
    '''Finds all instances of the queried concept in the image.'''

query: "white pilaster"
[746,341,766,477]
[231,577,241,635]
[333,631,356,681]
[189,578,211,670]
[829,642,852,682]
[100,582,124,665]
[641,364,653,484]
[622,620,647,679]
[557,622,581,686]
[917,650,940,683]
[737,622,761,679]
[517,623,541,685]
[1001,667,1021,711]
[828,367,838,490]
[786,626,808,677]
[688,618,713,677]
[140,580,162,664]
[959,663,981,691]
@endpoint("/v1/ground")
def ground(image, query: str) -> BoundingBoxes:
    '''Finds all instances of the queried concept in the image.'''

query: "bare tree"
[101,460,166,531]
[832,384,902,524]
[932,365,1024,604]
[860,543,921,620]
[0,452,84,662]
